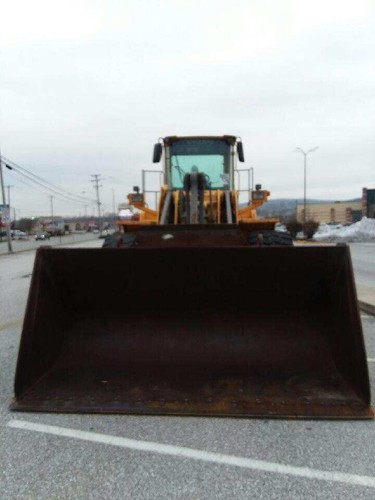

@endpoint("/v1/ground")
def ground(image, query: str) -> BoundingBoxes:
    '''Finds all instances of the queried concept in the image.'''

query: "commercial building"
[362,187,375,218]
[297,200,362,224]
[297,187,374,224]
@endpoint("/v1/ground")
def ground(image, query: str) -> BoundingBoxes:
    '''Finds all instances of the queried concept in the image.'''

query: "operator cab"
[153,135,244,191]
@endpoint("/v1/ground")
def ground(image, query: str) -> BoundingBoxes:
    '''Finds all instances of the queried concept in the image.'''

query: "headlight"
[130,194,144,203]
[252,191,264,200]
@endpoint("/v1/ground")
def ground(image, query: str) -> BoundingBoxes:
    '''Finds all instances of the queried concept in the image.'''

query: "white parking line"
[8,419,375,489]
[0,319,22,332]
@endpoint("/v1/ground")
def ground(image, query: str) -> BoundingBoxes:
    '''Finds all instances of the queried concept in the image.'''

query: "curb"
[359,301,375,317]
[0,236,98,257]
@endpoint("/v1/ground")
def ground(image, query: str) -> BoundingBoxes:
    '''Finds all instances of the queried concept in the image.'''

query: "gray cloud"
[1,0,374,216]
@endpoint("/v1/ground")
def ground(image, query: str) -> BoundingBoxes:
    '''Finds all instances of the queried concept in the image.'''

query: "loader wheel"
[102,233,137,248]
[248,230,293,246]
[102,233,121,248]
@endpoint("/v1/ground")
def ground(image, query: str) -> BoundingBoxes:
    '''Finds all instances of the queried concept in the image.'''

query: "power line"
[7,167,92,207]
[3,157,95,204]
[4,156,94,203]
[3,157,116,216]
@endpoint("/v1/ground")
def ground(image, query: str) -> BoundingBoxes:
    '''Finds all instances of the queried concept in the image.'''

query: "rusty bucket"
[11,245,373,418]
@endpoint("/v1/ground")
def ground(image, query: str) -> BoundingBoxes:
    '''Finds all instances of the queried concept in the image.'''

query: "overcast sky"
[1,0,374,217]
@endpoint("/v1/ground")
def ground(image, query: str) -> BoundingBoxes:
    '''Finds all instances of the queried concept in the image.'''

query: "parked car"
[99,229,114,238]
[11,229,27,240]
[35,232,51,241]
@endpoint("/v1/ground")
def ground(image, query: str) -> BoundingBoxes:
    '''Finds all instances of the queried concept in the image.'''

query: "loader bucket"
[12,245,373,418]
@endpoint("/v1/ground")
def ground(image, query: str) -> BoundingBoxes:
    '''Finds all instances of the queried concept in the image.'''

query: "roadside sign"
[0,204,10,224]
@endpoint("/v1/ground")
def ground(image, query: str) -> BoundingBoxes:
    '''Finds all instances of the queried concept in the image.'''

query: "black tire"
[248,230,293,246]
[102,232,137,248]
[102,234,120,248]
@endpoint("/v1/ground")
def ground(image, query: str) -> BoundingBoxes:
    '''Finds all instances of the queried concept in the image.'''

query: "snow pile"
[118,208,134,219]
[313,217,375,243]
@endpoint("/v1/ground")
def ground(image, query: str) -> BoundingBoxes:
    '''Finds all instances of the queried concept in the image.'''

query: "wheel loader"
[12,135,373,418]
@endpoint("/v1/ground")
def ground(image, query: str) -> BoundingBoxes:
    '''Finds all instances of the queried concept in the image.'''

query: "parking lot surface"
[1,240,374,499]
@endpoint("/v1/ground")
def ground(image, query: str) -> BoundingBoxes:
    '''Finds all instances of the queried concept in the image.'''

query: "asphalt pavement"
[349,243,375,316]
[1,239,375,499]
[0,232,98,255]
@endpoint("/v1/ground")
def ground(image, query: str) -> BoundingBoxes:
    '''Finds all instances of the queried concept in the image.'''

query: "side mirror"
[237,141,245,162]
[153,143,162,163]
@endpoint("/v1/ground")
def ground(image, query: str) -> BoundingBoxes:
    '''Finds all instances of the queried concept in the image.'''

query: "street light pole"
[294,146,319,234]
[0,154,13,253]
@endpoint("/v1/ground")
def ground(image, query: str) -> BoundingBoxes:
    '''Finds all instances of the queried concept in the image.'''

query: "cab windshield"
[168,139,231,189]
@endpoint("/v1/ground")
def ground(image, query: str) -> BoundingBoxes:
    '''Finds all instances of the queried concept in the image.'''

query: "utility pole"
[6,185,14,223]
[49,195,54,221]
[112,188,115,214]
[112,188,116,226]
[0,154,13,253]
[91,174,102,233]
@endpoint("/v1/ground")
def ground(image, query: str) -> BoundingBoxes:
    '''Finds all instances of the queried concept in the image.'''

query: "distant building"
[297,201,362,224]
[39,217,65,235]
[362,187,375,218]
[296,187,374,224]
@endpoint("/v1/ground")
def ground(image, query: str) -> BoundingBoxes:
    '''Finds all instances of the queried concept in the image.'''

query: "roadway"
[0,232,98,255]
[349,244,375,315]
[349,243,375,287]
[0,240,375,499]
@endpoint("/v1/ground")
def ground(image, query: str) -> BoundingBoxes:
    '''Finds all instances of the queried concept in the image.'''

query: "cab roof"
[163,135,238,146]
